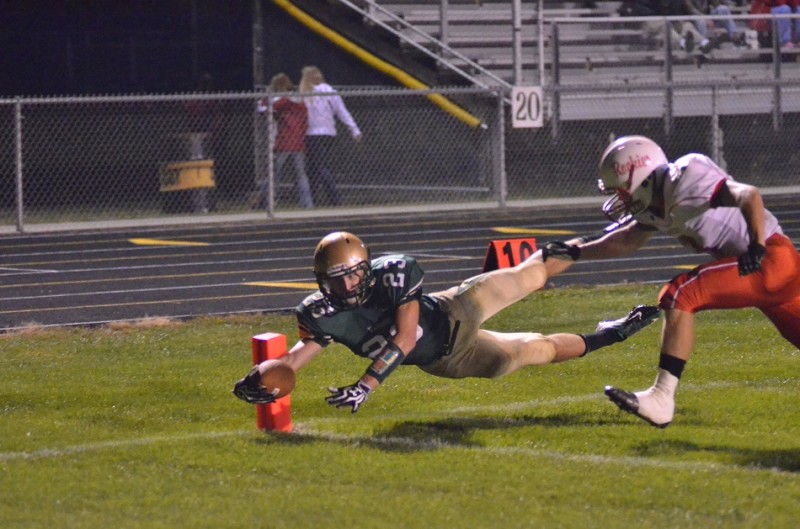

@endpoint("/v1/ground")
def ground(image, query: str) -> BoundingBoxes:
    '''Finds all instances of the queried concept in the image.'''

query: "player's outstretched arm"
[283,339,324,371]
[326,301,418,413]
[541,237,583,278]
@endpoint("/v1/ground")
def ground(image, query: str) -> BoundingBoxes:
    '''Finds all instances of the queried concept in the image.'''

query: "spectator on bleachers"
[749,0,799,49]
[682,0,719,51]
[707,1,748,48]
[626,0,714,53]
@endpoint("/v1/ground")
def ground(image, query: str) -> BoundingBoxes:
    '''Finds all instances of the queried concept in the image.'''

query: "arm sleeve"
[330,95,361,137]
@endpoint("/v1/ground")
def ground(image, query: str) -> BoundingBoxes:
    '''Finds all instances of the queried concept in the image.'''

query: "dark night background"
[0,0,396,96]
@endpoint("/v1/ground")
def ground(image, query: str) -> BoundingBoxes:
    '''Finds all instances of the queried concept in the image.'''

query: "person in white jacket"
[299,66,362,206]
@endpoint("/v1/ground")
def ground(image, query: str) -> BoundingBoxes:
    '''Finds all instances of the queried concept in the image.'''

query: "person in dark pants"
[254,73,313,210]
[299,66,362,206]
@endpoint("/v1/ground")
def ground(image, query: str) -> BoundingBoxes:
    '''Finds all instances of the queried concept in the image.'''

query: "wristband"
[365,342,405,384]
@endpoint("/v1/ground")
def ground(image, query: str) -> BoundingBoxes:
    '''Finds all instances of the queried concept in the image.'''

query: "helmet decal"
[614,154,653,188]
[598,136,668,222]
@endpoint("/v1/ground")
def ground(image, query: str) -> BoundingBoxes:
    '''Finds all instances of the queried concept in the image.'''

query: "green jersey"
[295,255,452,366]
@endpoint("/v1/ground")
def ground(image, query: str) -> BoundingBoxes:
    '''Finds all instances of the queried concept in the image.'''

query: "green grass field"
[2,284,799,529]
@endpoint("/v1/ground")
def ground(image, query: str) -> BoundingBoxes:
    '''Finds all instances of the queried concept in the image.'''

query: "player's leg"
[605,307,691,428]
[443,239,588,327]
[429,255,661,380]
[477,330,582,377]
[418,330,579,379]
[421,319,658,380]
[761,297,800,349]
[426,284,660,379]
[605,258,742,428]
[447,253,548,326]
[483,306,661,377]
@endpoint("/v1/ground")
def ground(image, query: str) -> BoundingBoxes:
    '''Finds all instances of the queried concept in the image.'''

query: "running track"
[2,197,798,332]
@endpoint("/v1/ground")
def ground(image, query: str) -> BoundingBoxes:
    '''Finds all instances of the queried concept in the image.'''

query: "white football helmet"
[597,135,668,221]
[313,231,375,309]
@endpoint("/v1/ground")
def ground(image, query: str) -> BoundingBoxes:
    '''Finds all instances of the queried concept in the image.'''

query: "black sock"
[579,330,621,356]
[658,354,686,379]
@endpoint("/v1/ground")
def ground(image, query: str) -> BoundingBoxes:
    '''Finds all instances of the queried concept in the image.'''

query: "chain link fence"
[2,82,799,233]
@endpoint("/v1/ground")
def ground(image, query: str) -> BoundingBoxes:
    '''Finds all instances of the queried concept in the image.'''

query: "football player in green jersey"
[234,231,660,413]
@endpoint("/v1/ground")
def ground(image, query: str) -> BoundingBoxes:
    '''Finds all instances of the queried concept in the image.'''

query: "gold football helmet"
[313,231,375,308]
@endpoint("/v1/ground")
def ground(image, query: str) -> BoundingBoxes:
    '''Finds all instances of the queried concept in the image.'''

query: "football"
[259,359,296,399]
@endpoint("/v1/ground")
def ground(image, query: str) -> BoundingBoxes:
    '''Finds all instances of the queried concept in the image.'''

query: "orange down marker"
[251,332,293,432]
[481,238,537,272]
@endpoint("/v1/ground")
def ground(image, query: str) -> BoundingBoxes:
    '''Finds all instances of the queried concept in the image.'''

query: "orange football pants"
[658,233,800,348]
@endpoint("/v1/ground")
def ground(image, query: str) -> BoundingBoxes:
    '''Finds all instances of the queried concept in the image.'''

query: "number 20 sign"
[511,86,543,128]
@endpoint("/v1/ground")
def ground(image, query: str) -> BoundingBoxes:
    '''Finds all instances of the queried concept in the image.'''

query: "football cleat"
[596,305,661,341]
[604,386,672,428]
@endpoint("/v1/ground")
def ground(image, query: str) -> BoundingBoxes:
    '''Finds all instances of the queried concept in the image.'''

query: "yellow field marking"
[672,265,697,270]
[492,227,576,236]
[128,238,210,247]
[244,281,318,289]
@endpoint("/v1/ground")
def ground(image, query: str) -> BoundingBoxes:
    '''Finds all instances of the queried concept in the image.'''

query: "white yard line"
[1,381,795,477]
[0,430,252,461]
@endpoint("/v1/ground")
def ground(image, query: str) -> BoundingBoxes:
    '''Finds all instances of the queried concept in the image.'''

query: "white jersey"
[304,83,361,138]
[633,154,782,259]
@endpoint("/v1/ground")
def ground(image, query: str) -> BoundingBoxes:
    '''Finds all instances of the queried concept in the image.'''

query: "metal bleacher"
[358,0,800,88]
[365,0,618,86]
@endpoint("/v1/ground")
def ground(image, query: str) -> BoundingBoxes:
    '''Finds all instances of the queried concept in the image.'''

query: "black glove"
[542,241,581,262]
[232,366,276,405]
[737,242,766,276]
[326,380,372,413]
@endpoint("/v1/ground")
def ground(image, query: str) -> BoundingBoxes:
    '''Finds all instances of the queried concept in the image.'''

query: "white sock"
[633,369,679,425]
[652,368,679,399]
